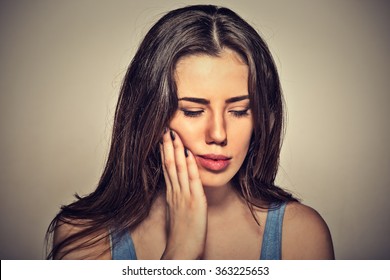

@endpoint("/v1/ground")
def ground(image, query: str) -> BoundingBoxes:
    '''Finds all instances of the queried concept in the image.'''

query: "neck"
[203,182,237,210]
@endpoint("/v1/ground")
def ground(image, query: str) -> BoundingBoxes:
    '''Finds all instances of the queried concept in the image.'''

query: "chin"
[199,172,234,188]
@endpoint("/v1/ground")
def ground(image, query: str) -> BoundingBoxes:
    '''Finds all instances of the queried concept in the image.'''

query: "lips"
[196,154,231,171]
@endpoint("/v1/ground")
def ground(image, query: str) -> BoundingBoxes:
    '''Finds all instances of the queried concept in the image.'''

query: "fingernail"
[170,130,175,141]
[184,148,189,158]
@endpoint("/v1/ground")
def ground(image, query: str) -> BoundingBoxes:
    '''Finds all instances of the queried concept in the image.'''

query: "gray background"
[1,0,389,259]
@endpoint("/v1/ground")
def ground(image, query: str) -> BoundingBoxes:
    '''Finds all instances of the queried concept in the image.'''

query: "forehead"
[174,49,249,99]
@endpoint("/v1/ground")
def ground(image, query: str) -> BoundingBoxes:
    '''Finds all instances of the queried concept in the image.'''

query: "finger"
[170,130,190,197]
[185,149,204,198]
[160,143,172,200]
[162,128,180,196]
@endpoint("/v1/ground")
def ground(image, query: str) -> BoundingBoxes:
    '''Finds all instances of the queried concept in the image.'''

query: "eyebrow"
[178,95,249,105]
[225,95,249,104]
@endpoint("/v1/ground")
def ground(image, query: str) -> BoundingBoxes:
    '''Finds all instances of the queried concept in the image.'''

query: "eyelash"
[231,109,250,118]
[181,110,203,118]
[181,109,250,118]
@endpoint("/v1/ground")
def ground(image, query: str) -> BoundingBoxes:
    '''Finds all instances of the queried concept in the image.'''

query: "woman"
[46,5,334,260]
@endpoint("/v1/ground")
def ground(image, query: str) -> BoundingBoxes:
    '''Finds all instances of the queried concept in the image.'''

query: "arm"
[282,202,335,260]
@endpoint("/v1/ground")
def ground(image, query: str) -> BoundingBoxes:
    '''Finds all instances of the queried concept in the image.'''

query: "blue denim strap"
[260,202,287,260]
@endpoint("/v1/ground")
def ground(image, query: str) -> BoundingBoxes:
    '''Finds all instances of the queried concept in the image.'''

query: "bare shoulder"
[282,202,335,259]
[53,219,111,260]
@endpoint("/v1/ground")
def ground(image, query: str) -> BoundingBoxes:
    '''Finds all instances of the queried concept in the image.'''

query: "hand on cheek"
[160,129,207,259]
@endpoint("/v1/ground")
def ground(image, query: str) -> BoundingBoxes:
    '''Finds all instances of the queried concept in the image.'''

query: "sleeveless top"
[110,202,286,260]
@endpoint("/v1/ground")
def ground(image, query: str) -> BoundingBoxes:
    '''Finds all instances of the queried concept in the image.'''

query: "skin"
[53,49,335,260]
[161,49,254,259]
[157,49,334,259]
[169,50,253,190]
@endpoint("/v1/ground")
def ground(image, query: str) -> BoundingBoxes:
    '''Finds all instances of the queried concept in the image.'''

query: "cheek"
[230,122,253,151]
[169,117,203,148]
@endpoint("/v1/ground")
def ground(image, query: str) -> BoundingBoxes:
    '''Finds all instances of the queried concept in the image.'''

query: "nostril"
[207,138,227,146]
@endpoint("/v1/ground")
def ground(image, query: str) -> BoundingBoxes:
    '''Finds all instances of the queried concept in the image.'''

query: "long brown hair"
[46,4,296,259]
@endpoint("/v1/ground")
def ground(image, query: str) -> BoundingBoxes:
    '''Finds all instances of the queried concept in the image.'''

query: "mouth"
[196,154,231,171]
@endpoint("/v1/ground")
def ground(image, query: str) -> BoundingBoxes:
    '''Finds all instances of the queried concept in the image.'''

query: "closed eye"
[229,108,250,118]
[181,109,204,118]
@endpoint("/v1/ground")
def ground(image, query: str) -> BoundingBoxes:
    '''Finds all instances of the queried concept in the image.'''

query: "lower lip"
[196,156,230,171]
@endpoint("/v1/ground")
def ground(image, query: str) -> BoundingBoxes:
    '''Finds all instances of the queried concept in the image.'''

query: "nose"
[206,112,227,146]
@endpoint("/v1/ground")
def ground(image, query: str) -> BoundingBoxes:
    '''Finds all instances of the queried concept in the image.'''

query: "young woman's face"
[169,49,253,188]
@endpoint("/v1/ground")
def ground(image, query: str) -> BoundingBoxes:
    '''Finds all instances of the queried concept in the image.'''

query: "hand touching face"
[170,49,253,188]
